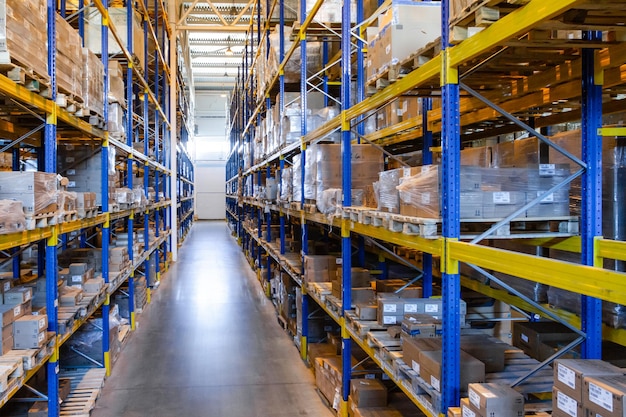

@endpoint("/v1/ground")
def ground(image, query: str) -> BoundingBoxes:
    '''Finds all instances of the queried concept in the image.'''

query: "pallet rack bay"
[226,0,626,415]
[0,1,193,415]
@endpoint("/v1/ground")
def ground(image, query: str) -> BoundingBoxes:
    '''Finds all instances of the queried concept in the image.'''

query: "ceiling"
[177,0,259,92]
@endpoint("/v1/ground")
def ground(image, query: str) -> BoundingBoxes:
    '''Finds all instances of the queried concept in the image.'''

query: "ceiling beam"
[177,0,202,25]
[178,25,250,32]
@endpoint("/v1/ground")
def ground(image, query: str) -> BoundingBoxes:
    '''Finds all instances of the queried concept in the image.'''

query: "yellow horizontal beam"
[519,236,581,253]
[448,0,586,68]
[599,127,626,137]
[597,239,626,262]
[0,229,52,252]
[349,221,443,257]
[450,241,626,306]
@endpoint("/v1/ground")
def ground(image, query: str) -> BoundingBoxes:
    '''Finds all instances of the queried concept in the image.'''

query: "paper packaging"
[13,315,47,336]
[13,329,45,349]
[56,14,83,99]
[377,296,404,325]
[467,383,524,417]
[461,335,508,373]
[0,300,27,327]
[419,350,485,393]
[0,171,58,215]
[513,321,577,358]
[350,379,387,408]
[401,314,440,338]
[303,255,337,283]
[401,337,441,374]
[555,360,623,402]
[3,287,32,305]
[0,335,12,355]
[355,304,377,321]
[584,375,626,417]
[553,386,584,417]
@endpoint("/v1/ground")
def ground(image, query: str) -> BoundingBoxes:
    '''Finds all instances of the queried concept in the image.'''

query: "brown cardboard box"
[401,314,440,338]
[337,267,372,288]
[419,350,485,393]
[513,321,577,359]
[448,406,462,417]
[555,360,623,402]
[461,335,508,373]
[0,300,27,327]
[0,335,12,355]
[584,375,626,417]
[553,386,584,417]
[461,397,481,417]
[304,255,337,284]
[467,383,524,417]
[377,296,405,325]
[350,379,387,407]
[356,304,377,321]
[401,337,441,374]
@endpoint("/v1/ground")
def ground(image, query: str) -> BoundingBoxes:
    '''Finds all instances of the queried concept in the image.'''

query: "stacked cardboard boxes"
[56,14,83,99]
[0,172,58,216]
[0,287,33,354]
[460,383,524,417]
[82,48,105,118]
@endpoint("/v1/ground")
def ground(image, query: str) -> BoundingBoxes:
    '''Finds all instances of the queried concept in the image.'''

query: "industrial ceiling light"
[225,36,233,55]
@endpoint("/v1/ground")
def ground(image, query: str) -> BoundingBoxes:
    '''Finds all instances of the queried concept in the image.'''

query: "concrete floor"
[92,221,334,417]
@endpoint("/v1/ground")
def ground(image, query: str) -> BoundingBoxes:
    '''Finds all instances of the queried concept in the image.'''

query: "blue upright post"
[78,0,85,45]
[441,0,461,411]
[422,97,433,298]
[580,30,603,359]
[101,0,111,375]
[340,0,353,412]
[11,149,19,280]
[45,1,59,414]
[279,156,286,255]
[126,3,136,331]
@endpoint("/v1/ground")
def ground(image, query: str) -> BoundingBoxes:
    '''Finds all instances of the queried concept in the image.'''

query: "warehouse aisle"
[92,221,333,417]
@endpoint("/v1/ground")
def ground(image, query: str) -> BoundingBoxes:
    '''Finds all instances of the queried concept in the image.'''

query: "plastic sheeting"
[0,200,25,234]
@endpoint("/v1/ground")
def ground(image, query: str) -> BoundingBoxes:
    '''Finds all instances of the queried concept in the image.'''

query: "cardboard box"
[83,278,104,293]
[461,335,508,373]
[303,255,337,284]
[350,379,387,407]
[584,375,626,417]
[555,360,623,402]
[401,337,441,374]
[467,383,524,417]
[401,314,441,338]
[13,315,47,336]
[419,350,485,393]
[14,329,45,349]
[377,296,405,325]
[356,304,377,321]
[513,321,577,359]
[0,301,26,327]
[0,335,12,355]
[461,397,481,417]
[4,287,32,305]
[554,386,584,417]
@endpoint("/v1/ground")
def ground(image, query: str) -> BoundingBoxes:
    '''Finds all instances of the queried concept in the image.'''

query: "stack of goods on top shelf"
[366,1,441,84]
[0,0,49,87]
[82,48,105,123]
[56,14,84,106]
[107,60,126,139]
[298,0,356,24]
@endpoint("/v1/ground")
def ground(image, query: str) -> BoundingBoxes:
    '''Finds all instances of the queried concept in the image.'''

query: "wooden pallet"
[0,62,50,96]
[0,359,22,392]
[56,93,85,117]
[59,368,106,417]
[77,208,98,220]
[24,211,59,230]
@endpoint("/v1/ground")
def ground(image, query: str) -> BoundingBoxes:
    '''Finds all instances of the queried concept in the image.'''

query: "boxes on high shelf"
[84,7,145,71]
[0,299,30,327]
[332,268,374,301]
[82,48,105,117]
[466,383,524,417]
[108,60,125,106]
[0,172,58,216]
[355,303,377,321]
[56,14,83,99]
[59,286,83,307]
[401,336,441,374]
[513,321,577,360]
[375,1,441,75]
[13,315,47,349]
[298,0,356,23]
[375,279,423,298]
[460,335,508,373]
[554,359,623,403]
[3,287,32,305]
[0,0,49,83]
[401,314,440,338]
[365,27,379,82]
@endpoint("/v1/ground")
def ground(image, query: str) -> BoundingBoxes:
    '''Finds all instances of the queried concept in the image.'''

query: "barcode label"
[557,363,576,389]
[589,382,613,412]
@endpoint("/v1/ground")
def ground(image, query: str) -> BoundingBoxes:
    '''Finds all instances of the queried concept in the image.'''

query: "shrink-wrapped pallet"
[107,60,125,106]
[84,7,145,72]
[0,0,49,83]
[82,48,105,117]
[267,27,322,84]
[0,200,25,234]
[0,172,58,216]
[298,0,356,23]
[377,168,402,213]
[280,167,293,203]
[56,14,83,100]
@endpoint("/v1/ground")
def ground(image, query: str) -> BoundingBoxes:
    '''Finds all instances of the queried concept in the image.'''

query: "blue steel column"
[356,0,364,143]
[46,1,59,415]
[580,30,603,359]
[143,16,151,300]
[279,156,286,254]
[126,3,136,331]
[279,0,286,258]
[101,0,112,376]
[422,97,433,298]
[441,0,461,411]
[11,150,19,279]
[299,0,310,362]
[340,0,353,412]
[78,0,85,44]
[265,165,272,294]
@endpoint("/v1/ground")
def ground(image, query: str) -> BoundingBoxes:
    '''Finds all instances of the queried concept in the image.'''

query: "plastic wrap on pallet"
[108,60,126,106]
[397,165,440,218]
[317,188,342,215]
[0,199,25,234]
[82,48,104,117]
[492,141,515,168]
[0,172,58,216]
[280,167,293,203]
[58,191,77,212]
[547,286,626,329]
[56,14,83,100]
[298,0,356,23]
[377,168,401,212]
[268,28,322,83]
[114,188,133,205]
[304,146,317,200]
[108,103,125,136]
[84,7,145,72]
[292,153,302,202]
[0,0,49,84]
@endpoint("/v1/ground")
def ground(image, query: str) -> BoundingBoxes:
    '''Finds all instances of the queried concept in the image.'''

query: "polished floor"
[92,221,333,417]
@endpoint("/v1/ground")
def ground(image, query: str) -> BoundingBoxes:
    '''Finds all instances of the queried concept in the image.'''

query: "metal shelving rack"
[0,0,192,415]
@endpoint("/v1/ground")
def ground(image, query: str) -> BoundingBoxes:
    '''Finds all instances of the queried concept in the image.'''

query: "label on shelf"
[462,406,476,417]
[521,333,529,343]
[54,299,58,308]
[383,316,397,325]
[411,360,420,374]
[493,192,511,204]
[430,375,440,391]
[539,163,556,176]
[404,303,418,313]
[425,304,439,313]
[588,382,613,412]
[469,388,481,409]
[72,275,83,283]
[383,304,397,313]
[557,363,576,389]
[556,391,578,417]
[13,305,20,317]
